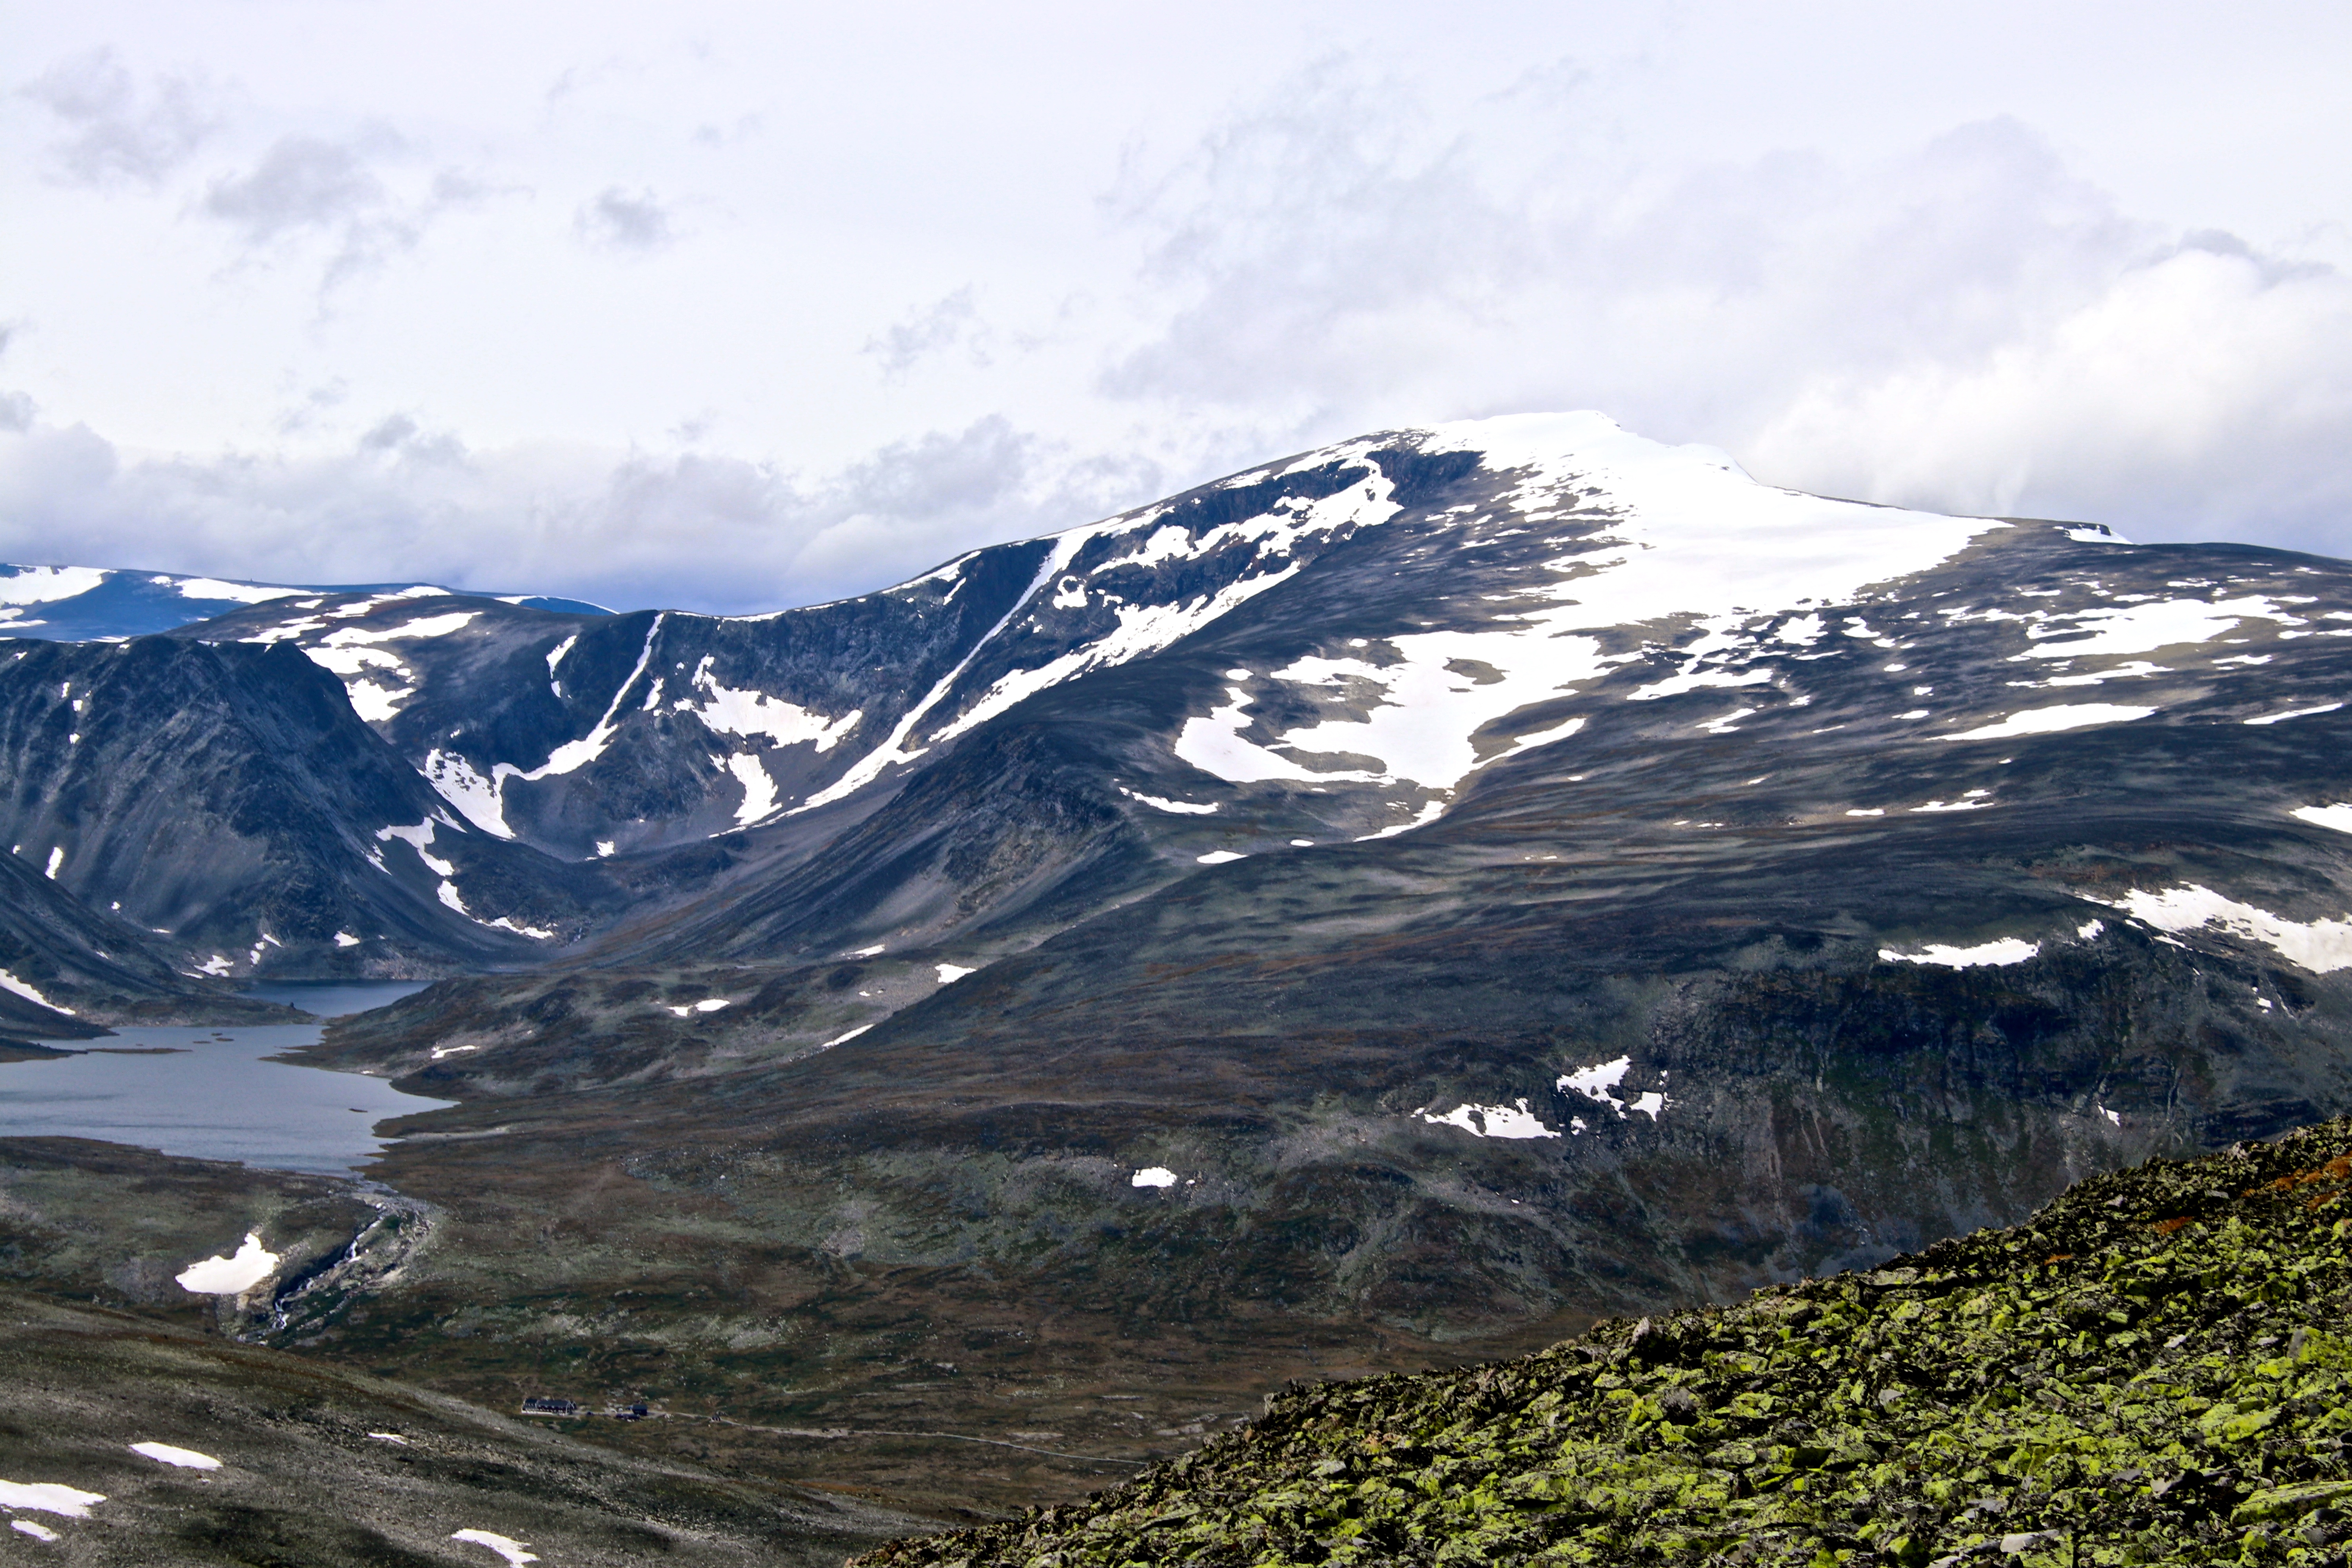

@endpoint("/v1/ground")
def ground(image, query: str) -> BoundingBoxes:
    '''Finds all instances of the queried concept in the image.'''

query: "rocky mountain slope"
[857,1116,2352,1566]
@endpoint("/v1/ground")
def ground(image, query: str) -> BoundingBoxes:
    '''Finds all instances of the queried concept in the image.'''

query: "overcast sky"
[3,2,2349,612]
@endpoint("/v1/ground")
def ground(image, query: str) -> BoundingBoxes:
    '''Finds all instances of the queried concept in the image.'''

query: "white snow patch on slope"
[130,1443,221,1470]
[450,1530,539,1565]
[725,753,779,825]
[41,847,60,879]
[1196,849,1247,864]
[2096,885,2352,973]
[1355,801,1446,841]
[0,1480,105,1518]
[13,1519,61,1541]
[666,998,732,1017]
[1944,704,2156,741]
[1131,1166,1178,1187]
[0,968,74,1016]
[1552,1058,1671,1121]
[0,566,107,604]
[175,1232,278,1294]
[1879,938,2040,968]
[1415,1100,1561,1139]
[936,964,976,983]
[682,655,862,754]
[545,635,576,675]
[2023,596,2301,657]
[2293,804,2352,835]
[2246,702,2344,726]
[167,577,303,604]
[1119,788,1219,815]
[424,751,512,837]
[378,822,456,877]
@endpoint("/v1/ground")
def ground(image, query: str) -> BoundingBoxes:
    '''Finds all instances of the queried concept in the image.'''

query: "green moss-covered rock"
[857,1120,2352,1566]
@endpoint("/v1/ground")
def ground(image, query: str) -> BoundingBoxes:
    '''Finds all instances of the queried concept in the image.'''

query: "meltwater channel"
[0,982,452,1174]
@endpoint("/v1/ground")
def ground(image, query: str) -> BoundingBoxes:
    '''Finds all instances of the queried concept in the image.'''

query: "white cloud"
[2,13,2349,608]
[22,48,220,187]
[575,186,675,251]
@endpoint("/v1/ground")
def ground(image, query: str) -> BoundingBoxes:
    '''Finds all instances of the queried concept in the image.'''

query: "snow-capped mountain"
[8,412,2352,1485]
[0,562,604,643]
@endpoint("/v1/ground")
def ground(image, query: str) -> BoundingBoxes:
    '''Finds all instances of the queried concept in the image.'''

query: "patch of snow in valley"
[0,1481,105,1519]
[1943,704,2156,741]
[2093,885,2352,973]
[544,635,576,675]
[0,968,75,1016]
[1131,1166,1178,1187]
[175,1232,278,1294]
[42,846,62,879]
[129,1443,221,1470]
[819,1024,873,1049]
[936,964,976,983]
[1879,938,2040,968]
[13,1519,61,1541]
[666,998,732,1016]
[450,1530,539,1565]
[1415,1100,1562,1139]
[1556,1056,1673,1120]
[1196,849,1247,864]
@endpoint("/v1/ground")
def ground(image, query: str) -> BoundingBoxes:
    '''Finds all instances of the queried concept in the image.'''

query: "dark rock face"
[0,635,616,990]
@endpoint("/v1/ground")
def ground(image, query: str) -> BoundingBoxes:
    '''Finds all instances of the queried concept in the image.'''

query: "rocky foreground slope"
[858,1118,2352,1567]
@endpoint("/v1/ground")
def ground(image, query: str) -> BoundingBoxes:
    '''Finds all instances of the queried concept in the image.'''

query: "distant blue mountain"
[0,563,610,642]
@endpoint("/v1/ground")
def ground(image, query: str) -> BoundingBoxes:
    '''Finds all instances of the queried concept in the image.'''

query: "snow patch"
[1415,1100,1562,1139]
[2095,884,2352,973]
[725,752,779,825]
[1119,788,1220,815]
[334,931,361,947]
[819,1024,873,1049]
[1878,938,2040,968]
[43,846,63,879]
[168,577,303,604]
[666,998,732,1017]
[0,566,107,605]
[936,964,976,983]
[175,1232,278,1294]
[683,655,862,757]
[2023,595,2299,657]
[1943,704,2156,741]
[2294,804,2352,835]
[130,1443,221,1470]
[0,1481,104,1519]
[0,967,74,1016]
[2246,702,2344,726]
[378,821,456,877]
[1131,1166,1178,1187]
[451,1530,539,1566]
[1196,849,1247,865]
[13,1520,60,1541]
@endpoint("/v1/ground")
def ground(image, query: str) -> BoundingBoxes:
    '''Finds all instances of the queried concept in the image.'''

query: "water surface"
[0,981,451,1174]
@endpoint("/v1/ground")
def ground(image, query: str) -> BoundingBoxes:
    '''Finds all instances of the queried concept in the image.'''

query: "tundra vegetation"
[858,1118,2352,1566]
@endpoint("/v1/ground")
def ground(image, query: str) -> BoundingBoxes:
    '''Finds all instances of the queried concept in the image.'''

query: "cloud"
[575,187,675,251]
[864,287,990,379]
[0,411,1165,614]
[22,49,219,187]
[1092,66,2352,556]
[199,132,495,294]
[203,133,392,242]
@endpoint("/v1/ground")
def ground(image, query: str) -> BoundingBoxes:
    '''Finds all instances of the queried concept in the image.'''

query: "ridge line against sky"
[2,1,2348,615]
